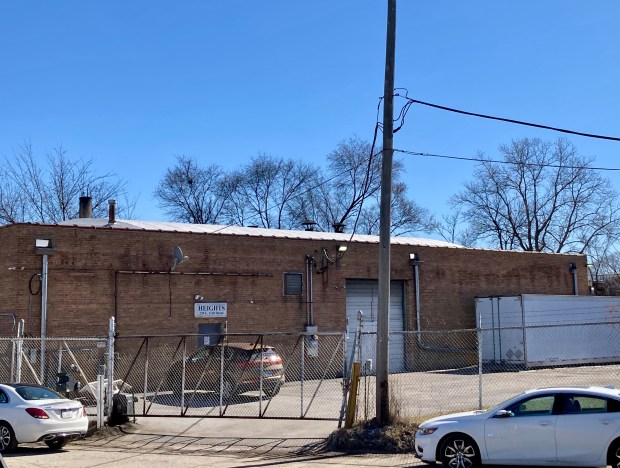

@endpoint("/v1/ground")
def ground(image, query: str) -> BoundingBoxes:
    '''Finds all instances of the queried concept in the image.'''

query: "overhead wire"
[189,92,620,242]
[394,149,620,172]
[394,93,620,142]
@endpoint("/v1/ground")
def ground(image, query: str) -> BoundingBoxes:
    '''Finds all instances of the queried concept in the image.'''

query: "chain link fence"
[0,336,109,417]
[355,321,620,422]
[3,318,620,424]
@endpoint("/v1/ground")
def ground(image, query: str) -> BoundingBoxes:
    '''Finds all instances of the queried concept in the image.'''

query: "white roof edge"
[57,218,464,248]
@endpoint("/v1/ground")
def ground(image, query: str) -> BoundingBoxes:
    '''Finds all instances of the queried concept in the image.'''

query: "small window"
[284,272,303,295]
[0,390,7,404]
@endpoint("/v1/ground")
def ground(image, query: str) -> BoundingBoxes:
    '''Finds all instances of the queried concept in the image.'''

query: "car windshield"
[15,385,64,400]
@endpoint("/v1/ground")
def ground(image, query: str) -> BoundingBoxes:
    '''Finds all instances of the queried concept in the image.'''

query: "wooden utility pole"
[376,0,396,427]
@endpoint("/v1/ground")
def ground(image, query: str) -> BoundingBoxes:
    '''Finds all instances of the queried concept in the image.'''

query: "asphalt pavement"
[1,417,423,467]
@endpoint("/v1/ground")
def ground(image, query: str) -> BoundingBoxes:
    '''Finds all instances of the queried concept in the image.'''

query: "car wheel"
[608,438,620,468]
[45,438,68,450]
[0,421,18,453]
[439,434,480,468]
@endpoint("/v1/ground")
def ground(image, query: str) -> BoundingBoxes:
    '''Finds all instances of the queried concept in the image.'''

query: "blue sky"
[1,1,619,228]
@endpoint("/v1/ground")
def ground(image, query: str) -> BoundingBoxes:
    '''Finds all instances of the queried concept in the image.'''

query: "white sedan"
[415,385,620,467]
[0,383,88,452]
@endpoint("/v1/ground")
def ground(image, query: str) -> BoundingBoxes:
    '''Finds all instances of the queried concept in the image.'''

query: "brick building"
[0,215,587,348]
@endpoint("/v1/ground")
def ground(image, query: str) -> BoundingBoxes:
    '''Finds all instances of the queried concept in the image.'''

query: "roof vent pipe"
[108,199,116,224]
[79,196,93,218]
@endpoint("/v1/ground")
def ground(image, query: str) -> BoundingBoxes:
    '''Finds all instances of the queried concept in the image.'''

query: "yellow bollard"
[345,361,361,428]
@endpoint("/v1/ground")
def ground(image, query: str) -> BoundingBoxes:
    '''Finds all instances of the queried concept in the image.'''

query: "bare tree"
[431,209,478,246]
[452,137,620,253]
[0,143,132,225]
[295,137,431,236]
[154,155,231,224]
[226,154,315,229]
[357,182,434,236]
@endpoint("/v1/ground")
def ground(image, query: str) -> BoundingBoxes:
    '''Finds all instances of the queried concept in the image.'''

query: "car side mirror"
[493,409,514,418]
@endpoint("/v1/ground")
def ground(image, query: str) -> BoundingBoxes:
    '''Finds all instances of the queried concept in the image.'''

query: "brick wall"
[0,223,587,337]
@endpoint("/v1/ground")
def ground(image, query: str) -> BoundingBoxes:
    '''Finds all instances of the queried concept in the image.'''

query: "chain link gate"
[112,332,347,420]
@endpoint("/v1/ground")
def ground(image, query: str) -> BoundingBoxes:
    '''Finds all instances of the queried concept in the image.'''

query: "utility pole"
[376,0,396,427]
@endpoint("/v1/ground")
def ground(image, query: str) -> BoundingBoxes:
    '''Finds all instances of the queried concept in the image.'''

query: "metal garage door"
[345,280,405,373]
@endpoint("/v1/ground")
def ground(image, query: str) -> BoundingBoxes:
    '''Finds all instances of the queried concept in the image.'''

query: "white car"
[415,386,620,467]
[0,383,88,452]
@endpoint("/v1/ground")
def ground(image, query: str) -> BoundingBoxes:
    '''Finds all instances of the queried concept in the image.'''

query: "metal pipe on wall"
[306,256,314,326]
[572,269,579,295]
[40,254,49,383]
[411,253,474,352]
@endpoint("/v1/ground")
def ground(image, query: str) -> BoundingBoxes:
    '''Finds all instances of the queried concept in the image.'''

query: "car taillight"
[26,408,49,419]
[82,406,87,417]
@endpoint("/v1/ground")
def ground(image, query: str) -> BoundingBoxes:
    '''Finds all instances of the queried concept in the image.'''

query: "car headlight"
[418,427,438,436]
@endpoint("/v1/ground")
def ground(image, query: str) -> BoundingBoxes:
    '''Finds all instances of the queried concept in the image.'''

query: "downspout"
[114,271,119,325]
[306,256,314,326]
[40,253,49,382]
[569,263,578,295]
[411,253,474,352]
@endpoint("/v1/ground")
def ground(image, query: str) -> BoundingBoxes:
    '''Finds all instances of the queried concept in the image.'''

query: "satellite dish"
[171,246,188,271]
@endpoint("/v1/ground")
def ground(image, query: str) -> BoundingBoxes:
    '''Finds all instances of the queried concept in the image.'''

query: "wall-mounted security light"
[194,294,204,301]
[35,239,52,249]
[337,245,348,253]
[410,253,421,266]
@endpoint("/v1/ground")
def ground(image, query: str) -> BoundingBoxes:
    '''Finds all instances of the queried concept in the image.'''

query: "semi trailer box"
[475,294,620,368]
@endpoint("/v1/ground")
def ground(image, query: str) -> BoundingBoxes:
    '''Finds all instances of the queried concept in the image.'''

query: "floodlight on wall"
[317,243,349,274]
[35,239,52,248]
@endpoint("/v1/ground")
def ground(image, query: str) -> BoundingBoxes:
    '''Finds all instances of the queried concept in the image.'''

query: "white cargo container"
[475,294,620,368]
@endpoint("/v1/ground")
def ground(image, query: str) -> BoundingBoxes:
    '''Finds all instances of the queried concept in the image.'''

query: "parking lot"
[2,363,619,467]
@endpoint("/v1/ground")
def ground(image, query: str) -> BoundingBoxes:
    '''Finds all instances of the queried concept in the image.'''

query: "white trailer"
[475,294,620,368]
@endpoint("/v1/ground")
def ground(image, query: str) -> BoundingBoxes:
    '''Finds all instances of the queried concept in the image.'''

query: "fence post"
[107,317,116,419]
[143,337,149,416]
[478,314,483,410]
[97,373,105,429]
[14,320,24,383]
[300,333,305,418]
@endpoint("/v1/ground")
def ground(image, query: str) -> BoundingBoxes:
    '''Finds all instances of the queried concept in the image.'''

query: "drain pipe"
[40,253,49,383]
[411,253,422,336]
[411,253,471,352]
[306,256,314,326]
[569,263,578,295]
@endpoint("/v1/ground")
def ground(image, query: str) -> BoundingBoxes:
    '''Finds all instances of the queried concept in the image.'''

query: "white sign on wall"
[194,302,227,318]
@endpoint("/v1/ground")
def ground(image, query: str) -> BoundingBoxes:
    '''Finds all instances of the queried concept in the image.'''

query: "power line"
[402,98,620,142]
[394,149,620,172]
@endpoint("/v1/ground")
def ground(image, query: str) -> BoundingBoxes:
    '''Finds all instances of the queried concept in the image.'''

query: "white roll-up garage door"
[345,280,405,373]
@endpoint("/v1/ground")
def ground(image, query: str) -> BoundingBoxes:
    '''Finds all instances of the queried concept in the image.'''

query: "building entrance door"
[197,323,221,348]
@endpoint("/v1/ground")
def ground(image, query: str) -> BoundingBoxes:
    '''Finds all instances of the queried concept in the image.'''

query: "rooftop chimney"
[108,199,116,224]
[79,196,92,218]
